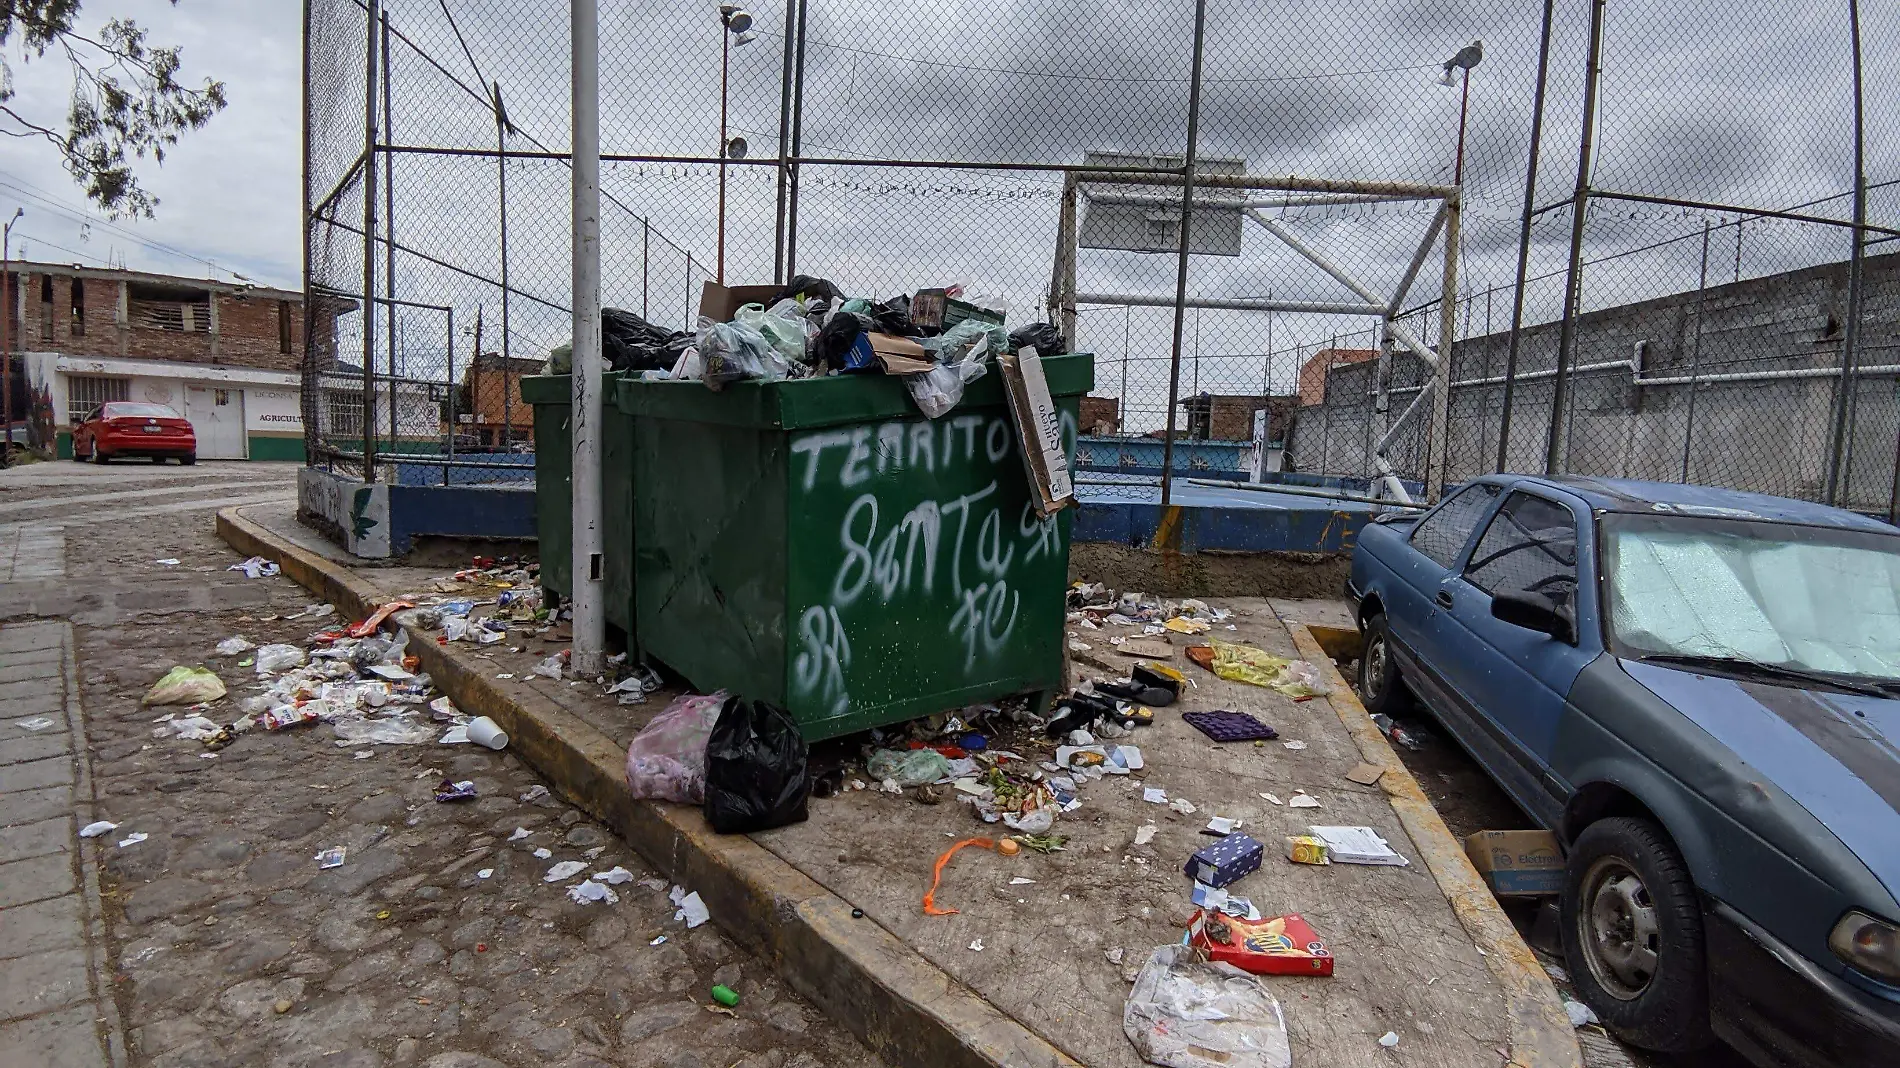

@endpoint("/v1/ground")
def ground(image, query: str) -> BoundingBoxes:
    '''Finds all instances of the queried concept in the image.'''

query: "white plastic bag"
[696,316,790,391]
[254,644,308,675]
[624,691,728,803]
[331,713,436,745]
[734,301,814,365]
[1123,945,1292,1068]
[906,319,998,419]
[215,637,255,656]
[142,666,227,706]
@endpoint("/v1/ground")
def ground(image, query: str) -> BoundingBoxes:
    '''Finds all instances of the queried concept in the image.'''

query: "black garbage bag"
[766,274,844,308]
[602,307,688,372]
[703,696,811,834]
[868,294,915,336]
[1008,322,1067,359]
[813,311,873,372]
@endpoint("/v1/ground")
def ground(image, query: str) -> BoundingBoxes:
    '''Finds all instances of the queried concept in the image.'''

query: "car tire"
[1560,817,1714,1053]
[182,454,197,466]
[150,455,166,464]
[1357,613,1414,715]
[92,447,110,465]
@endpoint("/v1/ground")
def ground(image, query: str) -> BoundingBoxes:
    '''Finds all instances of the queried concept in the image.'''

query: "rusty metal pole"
[1158,0,1208,511]
[360,0,380,481]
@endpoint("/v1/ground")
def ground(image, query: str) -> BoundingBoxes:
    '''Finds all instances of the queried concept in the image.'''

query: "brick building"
[1178,391,1301,442]
[1078,395,1120,435]
[461,353,542,449]
[1296,347,1378,407]
[2,262,335,460]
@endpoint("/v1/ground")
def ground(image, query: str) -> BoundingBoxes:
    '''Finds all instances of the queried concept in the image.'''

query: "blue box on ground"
[1186,833,1264,888]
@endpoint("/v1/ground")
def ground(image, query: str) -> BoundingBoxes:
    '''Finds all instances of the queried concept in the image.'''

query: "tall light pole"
[1,208,21,468]
[571,0,605,677]
[716,5,756,284]
[1442,41,1483,186]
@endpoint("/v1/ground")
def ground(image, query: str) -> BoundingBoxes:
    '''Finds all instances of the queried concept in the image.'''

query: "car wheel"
[1560,817,1714,1052]
[1357,613,1414,715]
[182,454,197,466]
[93,447,110,464]
[150,455,166,464]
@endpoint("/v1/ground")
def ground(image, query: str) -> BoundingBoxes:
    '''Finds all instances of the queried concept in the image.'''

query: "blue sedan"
[1347,474,1900,1067]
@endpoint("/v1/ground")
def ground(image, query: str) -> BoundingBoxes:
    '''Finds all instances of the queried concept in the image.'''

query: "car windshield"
[1602,513,1900,683]
[106,403,179,418]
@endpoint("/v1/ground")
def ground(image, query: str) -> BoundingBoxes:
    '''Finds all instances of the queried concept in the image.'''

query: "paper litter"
[79,821,118,838]
[567,879,619,905]
[669,886,711,928]
[117,832,149,847]
[544,860,588,883]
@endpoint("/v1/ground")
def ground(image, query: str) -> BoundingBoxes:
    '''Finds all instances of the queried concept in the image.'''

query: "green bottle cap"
[711,984,740,1006]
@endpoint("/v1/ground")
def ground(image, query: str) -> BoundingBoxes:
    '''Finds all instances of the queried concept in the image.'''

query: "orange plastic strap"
[922,837,995,916]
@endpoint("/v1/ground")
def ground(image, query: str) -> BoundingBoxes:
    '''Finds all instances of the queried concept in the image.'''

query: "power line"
[0,170,251,280]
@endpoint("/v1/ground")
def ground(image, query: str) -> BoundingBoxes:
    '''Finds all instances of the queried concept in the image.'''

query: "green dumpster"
[522,373,636,642]
[615,354,1093,740]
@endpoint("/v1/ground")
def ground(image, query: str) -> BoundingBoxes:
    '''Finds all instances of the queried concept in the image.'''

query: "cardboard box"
[1465,829,1564,896]
[698,281,782,323]
[1189,910,1334,977]
[867,333,932,375]
[999,347,1076,518]
[1184,832,1264,888]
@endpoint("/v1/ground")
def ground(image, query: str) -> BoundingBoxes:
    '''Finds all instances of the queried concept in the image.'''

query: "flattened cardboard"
[1116,639,1175,660]
[1000,347,1076,518]
[868,333,932,374]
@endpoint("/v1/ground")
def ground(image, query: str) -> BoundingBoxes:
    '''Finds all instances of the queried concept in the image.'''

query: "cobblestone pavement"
[0,460,881,1068]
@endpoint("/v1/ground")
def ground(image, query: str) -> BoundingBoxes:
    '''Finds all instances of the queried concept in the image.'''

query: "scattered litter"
[1105,947,1125,965]
[1564,999,1599,1028]
[519,785,550,803]
[649,935,667,946]
[1308,825,1408,866]
[508,828,532,841]
[215,637,255,656]
[117,832,149,847]
[1116,638,1174,660]
[533,655,565,680]
[595,866,635,885]
[494,673,514,680]
[1182,710,1278,742]
[866,747,954,788]
[712,984,741,1007]
[1282,740,1307,751]
[316,848,346,869]
[345,600,414,638]
[253,644,307,675]
[924,838,996,916]
[465,716,508,750]
[1124,944,1292,1068]
[1287,792,1322,809]
[1544,963,1569,983]
[584,845,607,859]
[79,821,118,838]
[567,879,619,904]
[433,779,478,803]
[14,717,56,732]
[1164,616,1211,634]
[1204,815,1241,835]
[1260,792,1283,806]
[1009,877,1036,885]
[366,663,414,681]
[1168,797,1198,816]
[1286,835,1331,865]
[1379,1032,1400,1049]
[1345,762,1386,786]
[477,869,493,879]
[532,847,553,859]
[354,750,374,760]
[1067,638,1092,653]
[637,875,668,891]
[142,666,226,706]
[544,860,587,883]
[1142,787,1168,804]
[228,556,280,579]
[1185,832,1264,888]
[1133,824,1158,846]
[155,558,180,566]
[438,726,469,744]
[968,939,985,952]
[670,886,711,928]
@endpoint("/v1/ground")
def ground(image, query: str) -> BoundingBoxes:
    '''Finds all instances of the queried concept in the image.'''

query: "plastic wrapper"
[1203,639,1330,697]
[703,697,811,834]
[254,644,308,675]
[332,713,436,746]
[142,666,227,706]
[865,748,953,787]
[907,319,999,419]
[624,691,729,803]
[734,301,815,366]
[695,316,791,390]
[215,637,255,656]
[1123,944,1292,1068]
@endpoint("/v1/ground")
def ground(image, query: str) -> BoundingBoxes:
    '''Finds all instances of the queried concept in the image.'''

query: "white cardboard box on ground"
[1308,825,1409,866]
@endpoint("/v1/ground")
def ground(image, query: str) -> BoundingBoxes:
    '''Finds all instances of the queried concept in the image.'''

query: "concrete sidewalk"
[220,500,1580,1068]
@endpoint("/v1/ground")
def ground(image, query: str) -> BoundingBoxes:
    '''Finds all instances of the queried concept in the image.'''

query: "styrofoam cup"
[466,716,508,750]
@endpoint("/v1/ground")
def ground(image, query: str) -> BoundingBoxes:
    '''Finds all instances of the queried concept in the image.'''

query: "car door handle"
[1435,590,1454,609]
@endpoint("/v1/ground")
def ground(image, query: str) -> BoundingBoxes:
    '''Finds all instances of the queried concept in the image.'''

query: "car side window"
[1408,484,1501,568]
[1464,492,1579,608]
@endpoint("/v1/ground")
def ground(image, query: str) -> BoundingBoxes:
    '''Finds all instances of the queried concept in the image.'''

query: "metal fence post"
[1824,0,1867,507]
[1158,0,1208,511]
[1496,0,1554,474]
[360,0,381,482]
[1545,0,1606,476]
[1425,192,1462,500]
[570,0,605,677]
[495,81,514,452]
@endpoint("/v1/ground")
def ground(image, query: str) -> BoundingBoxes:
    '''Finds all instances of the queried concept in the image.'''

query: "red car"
[73,402,197,464]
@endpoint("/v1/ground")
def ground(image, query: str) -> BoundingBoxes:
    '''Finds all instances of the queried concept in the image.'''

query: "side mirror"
[1491,591,1576,644]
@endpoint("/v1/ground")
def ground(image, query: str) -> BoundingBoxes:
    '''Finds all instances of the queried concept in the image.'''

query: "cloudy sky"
[5,0,1893,424]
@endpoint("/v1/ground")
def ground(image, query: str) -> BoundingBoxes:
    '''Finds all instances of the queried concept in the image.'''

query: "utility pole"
[1,208,20,468]
[1544,0,1606,475]
[569,0,606,678]
[1158,0,1208,509]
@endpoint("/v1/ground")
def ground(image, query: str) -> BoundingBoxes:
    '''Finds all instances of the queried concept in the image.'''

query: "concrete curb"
[216,506,1083,1068]
[1289,622,1583,1068]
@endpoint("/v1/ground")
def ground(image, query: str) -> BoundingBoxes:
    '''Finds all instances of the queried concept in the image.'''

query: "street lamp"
[717,4,756,284]
[1441,40,1483,186]
[1,207,21,468]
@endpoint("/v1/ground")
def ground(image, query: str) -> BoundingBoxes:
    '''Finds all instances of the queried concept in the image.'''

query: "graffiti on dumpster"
[788,409,1076,715]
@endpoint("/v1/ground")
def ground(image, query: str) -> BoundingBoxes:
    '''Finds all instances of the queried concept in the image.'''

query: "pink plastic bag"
[625,691,729,803]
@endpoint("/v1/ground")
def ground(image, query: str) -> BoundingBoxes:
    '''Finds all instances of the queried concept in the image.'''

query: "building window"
[326,391,364,439]
[69,277,84,337]
[40,275,53,340]
[128,282,209,332]
[278,300,292,354]
[68,375,130,426]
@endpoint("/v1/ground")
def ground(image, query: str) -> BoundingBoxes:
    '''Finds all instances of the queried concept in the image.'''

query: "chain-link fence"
[306,0,1894,516]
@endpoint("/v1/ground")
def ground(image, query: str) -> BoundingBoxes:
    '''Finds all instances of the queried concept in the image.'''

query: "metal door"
[185,385,246,459]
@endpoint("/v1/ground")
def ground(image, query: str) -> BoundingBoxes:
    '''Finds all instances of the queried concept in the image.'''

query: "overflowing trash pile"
[546,276,1070,422]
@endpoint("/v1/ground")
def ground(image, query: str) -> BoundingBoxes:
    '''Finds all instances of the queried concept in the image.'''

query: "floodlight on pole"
[1441,40,1482,185]
[717,5,755,283]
